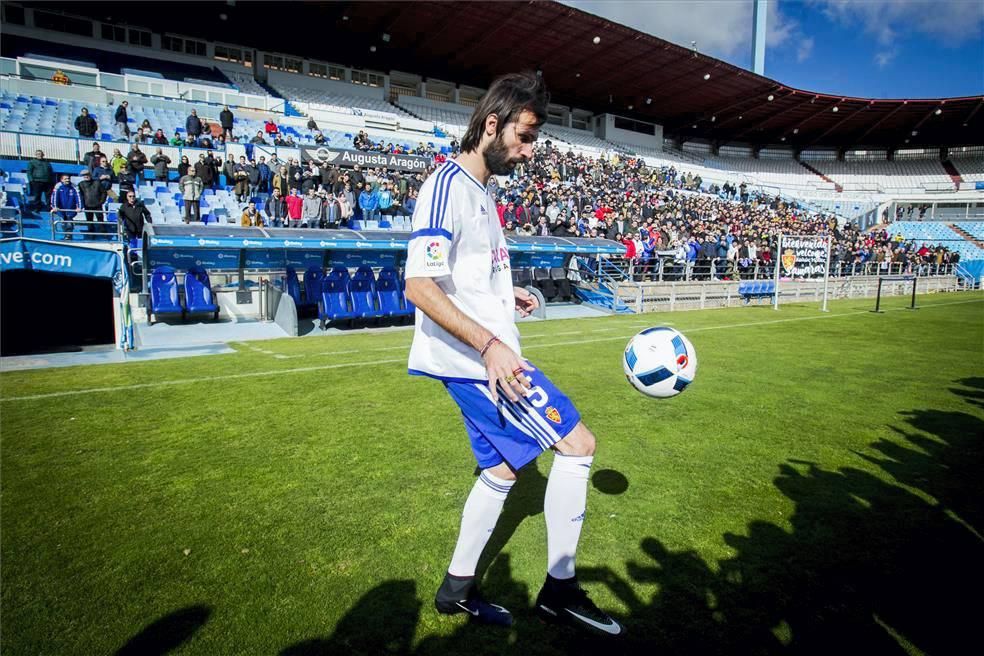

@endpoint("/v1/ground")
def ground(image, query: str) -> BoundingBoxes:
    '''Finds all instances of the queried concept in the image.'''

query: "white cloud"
[797,36,815,62]
[874,49,897,68]
[562,1,810,68]
[813,0,984,45]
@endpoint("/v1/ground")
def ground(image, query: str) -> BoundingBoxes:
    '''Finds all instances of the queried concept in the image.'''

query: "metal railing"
[49,209,122,242]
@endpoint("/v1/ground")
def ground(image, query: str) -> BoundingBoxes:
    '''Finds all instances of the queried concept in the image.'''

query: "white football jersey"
[406,159,519,382]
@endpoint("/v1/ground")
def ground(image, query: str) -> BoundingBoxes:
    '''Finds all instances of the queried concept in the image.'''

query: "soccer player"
[404,72,623,636]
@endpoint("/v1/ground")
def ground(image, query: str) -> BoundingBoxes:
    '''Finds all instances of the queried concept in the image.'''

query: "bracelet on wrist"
[479,336,500,359]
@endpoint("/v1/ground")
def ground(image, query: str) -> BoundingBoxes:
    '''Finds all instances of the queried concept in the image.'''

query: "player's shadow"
[114,605,212,656]
[575,377,984,654]
[278,580,421,656]
[950,375,984,410]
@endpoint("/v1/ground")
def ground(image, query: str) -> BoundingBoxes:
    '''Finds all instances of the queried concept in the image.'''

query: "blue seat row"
[148,266,220,324]
[283,265,415,328]
[737,280,776,304]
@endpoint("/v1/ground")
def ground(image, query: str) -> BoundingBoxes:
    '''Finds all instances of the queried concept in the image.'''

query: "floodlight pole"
[752,0,768,75]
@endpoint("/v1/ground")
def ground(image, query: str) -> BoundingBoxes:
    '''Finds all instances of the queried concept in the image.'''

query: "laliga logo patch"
[426,240,442,261]
[545,406,562,424]
[781,248,796,273]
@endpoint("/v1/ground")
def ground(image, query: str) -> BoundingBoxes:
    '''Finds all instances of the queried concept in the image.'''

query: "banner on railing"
[0,238,123,289]
[779,236,830,278]
[300,146,431,172]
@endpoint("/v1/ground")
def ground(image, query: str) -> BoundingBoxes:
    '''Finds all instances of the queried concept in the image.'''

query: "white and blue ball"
[623,327,697,398]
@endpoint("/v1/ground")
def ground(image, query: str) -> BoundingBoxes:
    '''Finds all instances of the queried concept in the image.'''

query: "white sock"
[544,454,593,580]
[447,470,515,577]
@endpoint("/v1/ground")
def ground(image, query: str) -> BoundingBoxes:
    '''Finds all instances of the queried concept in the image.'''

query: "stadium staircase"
[390,100,424,121]
[572,258,636,313]
[255,80,302,117]
[948,223,984,249]
[798,161,843,192]
[941,160,964,190]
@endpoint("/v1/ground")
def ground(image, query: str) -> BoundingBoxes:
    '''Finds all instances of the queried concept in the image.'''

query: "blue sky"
[563,0,984,99]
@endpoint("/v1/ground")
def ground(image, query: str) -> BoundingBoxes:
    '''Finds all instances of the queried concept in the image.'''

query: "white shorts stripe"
[475,384,551,450]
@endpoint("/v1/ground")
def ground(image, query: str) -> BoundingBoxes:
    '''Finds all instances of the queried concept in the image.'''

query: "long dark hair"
[460,72,549,153]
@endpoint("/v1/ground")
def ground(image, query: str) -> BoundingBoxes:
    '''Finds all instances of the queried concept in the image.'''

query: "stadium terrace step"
[948,223,984,249]
[799,160,843,193]
[941,160,964,190]
[390,101,425,122]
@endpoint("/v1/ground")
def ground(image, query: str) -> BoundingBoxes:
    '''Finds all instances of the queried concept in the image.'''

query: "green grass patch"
[2,292,982,654]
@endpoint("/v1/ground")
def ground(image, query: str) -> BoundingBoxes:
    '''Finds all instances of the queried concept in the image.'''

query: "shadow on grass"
[114,605,211,655]
[282,377,983,654]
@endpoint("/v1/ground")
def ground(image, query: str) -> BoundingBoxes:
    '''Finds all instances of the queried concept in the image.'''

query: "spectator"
[219,105,234,140]
[257,156,272,194]
[118,189,152,243]
[169,131,184,146]
[110,148,127,176]
[246,159,261,196]
[264,119,278,138]
[186,109,202,140]
[113,100,129,141]
[74,107,98,138]
[251,131,267,145]
[377,181,394,216]
[151,129,168,145]
[233,156,250,203]
[240,200,262,227]
[77,169,108,233]
[82,142,103,170]
[359,182,378,221]
[337,187,353,225]
[91,155,116,199]
[264,188,288,227]
[301,187,322,228]
[177,155,191,178]
[51,174,81,235]
[179,165,204,224]
[320,190,342,228]
[314,130,327,145]
[126,144,148,183]
[285,188,303,228]
[26,150,54,211]
[151,148,171,182]
[272,165,290,197]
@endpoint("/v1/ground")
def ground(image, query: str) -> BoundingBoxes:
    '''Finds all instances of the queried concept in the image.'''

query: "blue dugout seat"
[349,266,378,318]
[303,266,324,306]
[184,266,220,320]
[318,277,357,328]
[283,266,305,308]
[148,266,184,324]
[738,280,775,304]
[375,269,404,318]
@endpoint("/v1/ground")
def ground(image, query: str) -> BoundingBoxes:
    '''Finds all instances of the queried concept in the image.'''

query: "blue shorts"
[443,363,581,471]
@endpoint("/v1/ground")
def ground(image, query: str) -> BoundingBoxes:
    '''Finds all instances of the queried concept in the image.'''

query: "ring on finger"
[504,374,516,383]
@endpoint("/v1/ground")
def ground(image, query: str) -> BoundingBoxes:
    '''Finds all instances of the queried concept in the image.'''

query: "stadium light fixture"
[575,72,581,78]
[738,115,743,120]
[711,115,716,122]
[646,97,652,104]
[832,106,839,112]
[703,73,711,80]
[911,130,918,136]
[793,128,799,134]
[628,105,634,110]
[691,124,697,129]
[780,136,786,141]
[934,108,942,115]
[767,94,774,101]
[219,13,228,20]
[593,36,601,44]
[370,45,377,53]
[382,33,391,43]
[342,15,349,21]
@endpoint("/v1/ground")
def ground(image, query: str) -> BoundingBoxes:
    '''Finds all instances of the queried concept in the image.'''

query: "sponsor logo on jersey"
[571,511,585,522]
[426,240,443,262]
[545,406,561,424]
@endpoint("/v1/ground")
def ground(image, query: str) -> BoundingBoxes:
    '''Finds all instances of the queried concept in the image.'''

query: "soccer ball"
[623,327,697,398]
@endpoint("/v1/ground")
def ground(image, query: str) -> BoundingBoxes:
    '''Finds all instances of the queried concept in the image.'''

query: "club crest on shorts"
[545,406,562,424]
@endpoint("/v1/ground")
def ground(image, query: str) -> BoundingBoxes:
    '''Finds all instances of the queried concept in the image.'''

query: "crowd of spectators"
[488,144,957,280]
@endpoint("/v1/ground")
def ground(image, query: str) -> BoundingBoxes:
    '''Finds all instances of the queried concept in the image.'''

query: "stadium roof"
[45,0,984,150]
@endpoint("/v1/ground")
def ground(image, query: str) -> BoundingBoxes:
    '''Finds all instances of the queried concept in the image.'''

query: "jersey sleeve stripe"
[434,169,460,232]
[427,164,452,230]
[409,227,453,240]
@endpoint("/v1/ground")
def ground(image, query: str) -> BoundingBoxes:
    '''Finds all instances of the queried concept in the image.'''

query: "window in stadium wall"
[34,10,93,37]
[264,54,284,71]
[215,45,246,65]
[285,58,303,74]
[328,66,345,81]
[308,63,328,79]
[161,35,183,53]
[613,116,655,136]
[184,39,207,57]
[3,3,25,25]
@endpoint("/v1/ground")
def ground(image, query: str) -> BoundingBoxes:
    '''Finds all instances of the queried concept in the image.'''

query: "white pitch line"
[2,358,407,402]
[4,297,979,403]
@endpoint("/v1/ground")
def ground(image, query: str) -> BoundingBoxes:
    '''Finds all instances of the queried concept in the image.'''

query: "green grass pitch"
[2,292,982,655]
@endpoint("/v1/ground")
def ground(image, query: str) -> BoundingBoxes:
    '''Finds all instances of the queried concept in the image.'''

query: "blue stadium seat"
[327,265,351,283]
[183,266,220,320]
[303,266,325,306]
[349,266,379,318]
[318,277,357,328]
[382,267,415,317]
[148,266,184,324]
[283,266,305,309]
[738,280,775,304]
[376,270,404,318]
